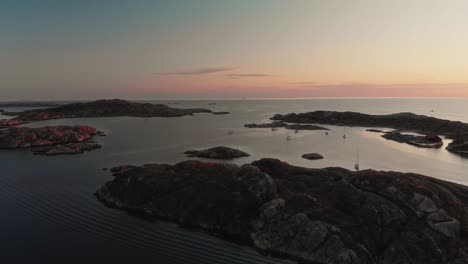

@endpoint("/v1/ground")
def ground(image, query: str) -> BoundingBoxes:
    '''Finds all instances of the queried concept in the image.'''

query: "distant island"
[96,158,468,264]
[0,102,61,108]
[272,111,468,157]
[1,99,218,122]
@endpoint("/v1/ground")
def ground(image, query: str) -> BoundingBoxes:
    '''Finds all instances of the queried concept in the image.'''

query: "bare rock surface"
[96,158,468,264]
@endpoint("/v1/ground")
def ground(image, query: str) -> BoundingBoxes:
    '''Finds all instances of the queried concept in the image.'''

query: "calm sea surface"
[1,98,467,263]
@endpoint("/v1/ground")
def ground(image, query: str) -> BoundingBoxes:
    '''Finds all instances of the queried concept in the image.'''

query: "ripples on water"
[1,98,467,262]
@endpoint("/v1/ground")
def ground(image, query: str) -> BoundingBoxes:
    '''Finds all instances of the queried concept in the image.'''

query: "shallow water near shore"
[1,98,468,262]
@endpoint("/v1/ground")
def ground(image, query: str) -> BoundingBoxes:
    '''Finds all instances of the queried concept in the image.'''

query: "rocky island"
[2,99,216,122]
[96,158,468,264]
[184,146,250,159]
[272,111,468,157]
[382,132,444,148]
[301,153,324,160]
[245,121,328,131]
[0,125,103,155]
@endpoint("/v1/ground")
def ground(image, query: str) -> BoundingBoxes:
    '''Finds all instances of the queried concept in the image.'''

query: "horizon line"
[1,96,468,103]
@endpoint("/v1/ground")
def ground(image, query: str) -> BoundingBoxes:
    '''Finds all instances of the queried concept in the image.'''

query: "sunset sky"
[2,0,468,100]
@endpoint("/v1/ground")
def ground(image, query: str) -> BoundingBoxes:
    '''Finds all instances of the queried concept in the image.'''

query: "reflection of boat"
[286,135,292,141]
[354,150,360,171]
[343,134,346,139]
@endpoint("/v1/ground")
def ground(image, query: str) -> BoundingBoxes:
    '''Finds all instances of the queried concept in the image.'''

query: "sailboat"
[354,150,360,171]
[342,127,347,139]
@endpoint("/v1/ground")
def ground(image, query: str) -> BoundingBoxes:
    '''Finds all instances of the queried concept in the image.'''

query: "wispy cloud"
[157,67,238,75]
[287,81,317,85]
[225,73,273,78]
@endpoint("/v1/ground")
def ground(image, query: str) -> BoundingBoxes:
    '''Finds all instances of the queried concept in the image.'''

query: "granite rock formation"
[96,158,468,264]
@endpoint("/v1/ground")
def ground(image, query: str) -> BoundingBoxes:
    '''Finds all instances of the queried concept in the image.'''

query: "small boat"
[354,150,360,171]
[294,129,299,133]
[286,135,292,141]
[228,130,234,135]
[271,127,278,131]
[343,134,346,139]
[325,131,329,136]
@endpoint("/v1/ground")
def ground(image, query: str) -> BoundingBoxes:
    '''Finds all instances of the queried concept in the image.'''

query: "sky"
[2,0,468,100]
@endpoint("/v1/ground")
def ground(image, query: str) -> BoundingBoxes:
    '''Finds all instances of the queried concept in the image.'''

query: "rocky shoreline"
[0,125,103,155]
[382,132,444,148]
[96,158,468,264]
[272,111,468,157]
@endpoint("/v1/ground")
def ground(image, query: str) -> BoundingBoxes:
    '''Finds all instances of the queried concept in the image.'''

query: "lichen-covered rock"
[0,125,102,155]
[33,142,102,155]
[0,119,24,128]
[96,158,468,264]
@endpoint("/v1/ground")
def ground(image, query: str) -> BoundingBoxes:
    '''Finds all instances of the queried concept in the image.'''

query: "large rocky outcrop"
[272,111,468,157]
[96,158,468,264]
[3,99,214,121]
[0,126,103,155]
